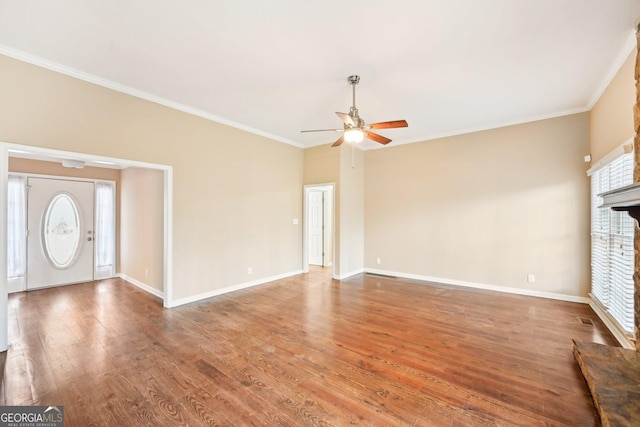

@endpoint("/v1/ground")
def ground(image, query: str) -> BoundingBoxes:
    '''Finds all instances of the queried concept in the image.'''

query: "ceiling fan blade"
[331,135,346,147]
[301,128,343,133]
[364,131,392,145]
[368,120,408,130]
[335,112,354,126]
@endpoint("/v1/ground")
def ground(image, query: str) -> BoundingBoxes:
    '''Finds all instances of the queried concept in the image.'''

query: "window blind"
[590,152,635,334]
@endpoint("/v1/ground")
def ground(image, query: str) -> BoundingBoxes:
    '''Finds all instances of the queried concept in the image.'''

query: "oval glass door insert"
[44,194,81,268]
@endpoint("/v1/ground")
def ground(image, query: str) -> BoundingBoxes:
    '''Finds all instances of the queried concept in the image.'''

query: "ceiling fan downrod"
[348,75,360,120]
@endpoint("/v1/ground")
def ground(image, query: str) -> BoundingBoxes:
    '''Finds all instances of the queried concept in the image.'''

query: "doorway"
[0,142,174,353]
[0,142,173,301]
[303,184,335,274]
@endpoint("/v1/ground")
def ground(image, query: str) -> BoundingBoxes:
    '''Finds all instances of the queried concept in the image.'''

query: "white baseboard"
[335,268,365,280]
[118,274,164,299]
[8,277,25,294]
[169,270,304,308]
[364,268,590,304]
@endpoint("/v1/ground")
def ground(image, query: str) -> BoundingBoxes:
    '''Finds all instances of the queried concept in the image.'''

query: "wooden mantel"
[600,181,640,223]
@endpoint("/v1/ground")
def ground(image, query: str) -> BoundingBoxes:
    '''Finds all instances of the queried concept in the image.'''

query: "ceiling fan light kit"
[344,128,364,143]
[301,75,408,148]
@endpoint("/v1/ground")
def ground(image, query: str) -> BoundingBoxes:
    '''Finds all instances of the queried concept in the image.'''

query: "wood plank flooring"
[1,268,618,426]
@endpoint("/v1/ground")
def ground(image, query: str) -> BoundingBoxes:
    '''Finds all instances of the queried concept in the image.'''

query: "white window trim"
[586,138,633,176]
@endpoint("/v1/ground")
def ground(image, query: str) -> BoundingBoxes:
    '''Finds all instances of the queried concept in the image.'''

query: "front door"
[27,177,95,289]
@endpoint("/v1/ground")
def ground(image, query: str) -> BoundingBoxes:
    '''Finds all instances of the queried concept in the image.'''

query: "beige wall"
[303,144,340,185]
[365,113,591,297]
[3,46,625,303]
[0,54,303,304]
[120,167,164,292]
[339,144,365,277]
[8,157,122,272]
[590,51,636,161]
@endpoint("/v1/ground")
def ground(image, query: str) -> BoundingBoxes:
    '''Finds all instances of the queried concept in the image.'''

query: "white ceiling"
[1,0,639,150]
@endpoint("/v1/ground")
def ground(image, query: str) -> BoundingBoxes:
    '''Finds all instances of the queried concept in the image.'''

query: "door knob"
[87,237,93,241]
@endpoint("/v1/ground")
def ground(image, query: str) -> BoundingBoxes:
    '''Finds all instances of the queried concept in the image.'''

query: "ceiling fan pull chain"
[352,142,356,169]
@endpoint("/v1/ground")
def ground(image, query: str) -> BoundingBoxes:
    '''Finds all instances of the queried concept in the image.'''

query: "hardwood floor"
[1,269,617,426]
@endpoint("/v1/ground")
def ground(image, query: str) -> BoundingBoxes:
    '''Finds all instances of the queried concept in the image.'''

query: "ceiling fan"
[301,75,408,147]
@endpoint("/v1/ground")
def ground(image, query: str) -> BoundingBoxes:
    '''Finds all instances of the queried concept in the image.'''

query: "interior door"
[322,189,332,267]
[308,190,324,266]
[27,177,95,289]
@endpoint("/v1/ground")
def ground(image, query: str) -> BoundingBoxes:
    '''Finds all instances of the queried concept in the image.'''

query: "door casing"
[303,183,335,275]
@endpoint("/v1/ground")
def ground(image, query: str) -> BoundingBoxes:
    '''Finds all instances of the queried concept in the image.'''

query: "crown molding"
[362,106,589,150]
[0,45,304,149]
[587,29,637,109]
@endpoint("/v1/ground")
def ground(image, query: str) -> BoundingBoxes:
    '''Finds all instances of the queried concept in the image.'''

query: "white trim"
[7,277,24,294]
[7,144,170,171]
[0,45,303,150]
[119,273,164,299]
[170,270,304,308]
[302,183,336,276]
[8,171,114,183]
[335,268,365,281]
[0,145,8,351]
[586,137,634,176]
[589,296,635,350]
[163,168,174,308]
[365,268,590,304]
[587,30,638,109]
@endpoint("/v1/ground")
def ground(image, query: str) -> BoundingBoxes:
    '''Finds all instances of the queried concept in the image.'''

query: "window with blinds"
[590,151,635,335]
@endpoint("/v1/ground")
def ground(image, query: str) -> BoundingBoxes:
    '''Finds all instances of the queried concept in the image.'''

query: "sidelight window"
[95,181,116,279]
[7,175,26,280]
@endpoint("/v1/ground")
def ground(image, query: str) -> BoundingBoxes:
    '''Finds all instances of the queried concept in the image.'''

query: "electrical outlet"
[248,267,253,275]
[145,268,149,277]
[527,274,535,283]
[376,258,381,265]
